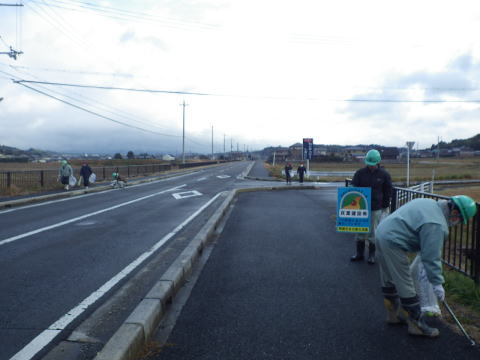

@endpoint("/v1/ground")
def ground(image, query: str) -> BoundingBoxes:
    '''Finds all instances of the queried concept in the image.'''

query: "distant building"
[162,154,175,161]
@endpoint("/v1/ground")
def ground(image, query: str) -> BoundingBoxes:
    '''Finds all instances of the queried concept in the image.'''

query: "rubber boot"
[382,287,406,324]
[367,243,376,265]
[401,297,439,338]
[350,241,365,261]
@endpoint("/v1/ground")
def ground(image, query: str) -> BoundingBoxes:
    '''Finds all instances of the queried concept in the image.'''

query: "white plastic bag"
[69,175,77,187]
[410,255,441,315]
[89,173,96,183]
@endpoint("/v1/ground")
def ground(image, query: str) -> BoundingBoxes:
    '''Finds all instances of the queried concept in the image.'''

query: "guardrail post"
[390,188,398,213]
[475,206,480,285]
[40,170,44,187]
[7,171,11,188]
[128,166,130,177]
[103,167,106,180]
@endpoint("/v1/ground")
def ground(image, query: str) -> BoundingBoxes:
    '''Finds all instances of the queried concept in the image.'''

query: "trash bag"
[410,255,441,316]
[89,173,96,183]
[69,175,77,187]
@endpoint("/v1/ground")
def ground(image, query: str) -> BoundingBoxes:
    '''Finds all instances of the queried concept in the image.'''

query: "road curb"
[93,190,236,360]
[92,184,333,360]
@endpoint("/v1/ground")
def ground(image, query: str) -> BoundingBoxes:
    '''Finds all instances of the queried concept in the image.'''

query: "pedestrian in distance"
[79,162,93,189]
[350,149,392,264]
[285,162,293,184]
[112,168,126,188]
[376,195,477,338]
[297,163,307,183]
[57,159,73,191]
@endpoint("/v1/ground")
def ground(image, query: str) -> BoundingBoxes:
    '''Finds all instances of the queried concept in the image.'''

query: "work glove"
[432,284,445,301]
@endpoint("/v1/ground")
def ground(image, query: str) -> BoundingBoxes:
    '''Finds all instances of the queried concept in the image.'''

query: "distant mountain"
[0,145,58,159]
[433,134,480,151]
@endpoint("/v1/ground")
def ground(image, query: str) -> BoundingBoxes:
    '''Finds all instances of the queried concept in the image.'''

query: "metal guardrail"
[345,179,480,284]
[0,161,223,193]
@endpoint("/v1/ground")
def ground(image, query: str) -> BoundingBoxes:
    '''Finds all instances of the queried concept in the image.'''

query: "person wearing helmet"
[57,159,73,190]
[375,195,477,338]
[350,149,392,264]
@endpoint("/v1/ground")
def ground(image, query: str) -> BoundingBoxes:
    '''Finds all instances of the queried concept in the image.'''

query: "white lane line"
[9,191,224,360]
[0,184,187,247]
[0,170,202,215]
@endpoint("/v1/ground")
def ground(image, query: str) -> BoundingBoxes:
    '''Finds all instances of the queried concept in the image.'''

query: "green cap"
[365,149,381,166]
[451,195,477,224]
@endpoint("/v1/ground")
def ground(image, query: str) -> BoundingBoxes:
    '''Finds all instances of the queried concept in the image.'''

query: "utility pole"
[406,141,415,187]
[223,134,226,158]
[0,3,24,60]
[211,125,214,160]
[180,100,189,164]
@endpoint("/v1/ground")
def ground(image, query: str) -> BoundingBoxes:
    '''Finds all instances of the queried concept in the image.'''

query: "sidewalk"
[145,189,480,360]
[246,160,278,181]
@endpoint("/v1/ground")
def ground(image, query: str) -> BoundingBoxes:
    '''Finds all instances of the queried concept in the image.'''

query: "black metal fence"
[0,161,222,193]
[345,180,480,284]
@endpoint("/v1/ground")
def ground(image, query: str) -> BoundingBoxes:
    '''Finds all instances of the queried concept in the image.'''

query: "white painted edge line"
[0,184,187,247]
[0,169,203,215]
[9,191,223,360]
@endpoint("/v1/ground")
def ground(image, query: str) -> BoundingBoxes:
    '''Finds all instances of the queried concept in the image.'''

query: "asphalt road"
[0,161,257,360]
[148,189,480,360]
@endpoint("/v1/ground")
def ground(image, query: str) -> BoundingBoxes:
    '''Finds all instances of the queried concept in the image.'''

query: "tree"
[127,151,135,159]
[114,153,123,159]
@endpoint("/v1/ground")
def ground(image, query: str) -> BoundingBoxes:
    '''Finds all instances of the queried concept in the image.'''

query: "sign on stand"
[302,138,313,160]
[336,187,371,233]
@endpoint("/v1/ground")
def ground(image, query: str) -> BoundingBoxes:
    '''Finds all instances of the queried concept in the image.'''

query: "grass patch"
[444,269,480,314]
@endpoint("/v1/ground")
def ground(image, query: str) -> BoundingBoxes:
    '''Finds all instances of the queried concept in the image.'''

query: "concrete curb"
[93,190,236,360]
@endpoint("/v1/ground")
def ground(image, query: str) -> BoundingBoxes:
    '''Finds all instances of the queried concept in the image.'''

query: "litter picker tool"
[443,300,476,347]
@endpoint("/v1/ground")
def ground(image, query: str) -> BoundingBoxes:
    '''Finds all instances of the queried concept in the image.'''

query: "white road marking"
[0,184,187,247]
[196,177,207,182]
[9,191,224,360]
[172,190,203,199]
[216,175,230,179]
[0,170,202,215]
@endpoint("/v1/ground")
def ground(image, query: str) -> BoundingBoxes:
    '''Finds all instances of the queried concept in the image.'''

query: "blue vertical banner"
[303,138,313,160]
[336,187,372,233]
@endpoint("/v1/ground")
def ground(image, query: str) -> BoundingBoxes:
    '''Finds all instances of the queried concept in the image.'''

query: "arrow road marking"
[172,190,203,199]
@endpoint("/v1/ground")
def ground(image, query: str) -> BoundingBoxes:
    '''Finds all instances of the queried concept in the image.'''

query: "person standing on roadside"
[285,162,293,184]
[58,159,73,191]
[297,163,307,183]
[79,162,93,189]
[376,195,477,338]
[350,149,392,264]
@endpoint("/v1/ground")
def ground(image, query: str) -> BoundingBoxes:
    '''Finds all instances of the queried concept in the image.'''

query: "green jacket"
[58,164,73,177]
[376,198,449,285]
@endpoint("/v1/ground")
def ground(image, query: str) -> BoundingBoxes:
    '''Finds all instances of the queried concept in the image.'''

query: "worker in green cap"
[57,159,73,190]
[350,149,392,264]
[376,195,477,338]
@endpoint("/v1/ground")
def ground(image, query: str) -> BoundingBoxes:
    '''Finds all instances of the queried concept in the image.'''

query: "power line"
[29,0,218,30]
[13,80,182,137]
[7,65,176,132]
[15,79,480,103]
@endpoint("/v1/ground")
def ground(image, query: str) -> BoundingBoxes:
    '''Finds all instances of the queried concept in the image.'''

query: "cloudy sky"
[1,0,480,155]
